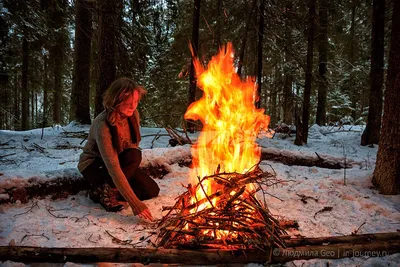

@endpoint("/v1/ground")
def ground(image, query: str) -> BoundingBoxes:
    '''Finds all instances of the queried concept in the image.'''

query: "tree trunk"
[14,76,20,129]
[237,0,256,78]
[0,86,4,129]
[49,0,67,125]
[283,74,293,124]
[0,85,4,129]
[361,0,385,146]
[214,0,222,49]
[115,0,128,77]
[0,14,9,129]
[283,2,293,125]
[270,65,278,127]
[21,36,29,130]
[372,0,400,194]
[315,0,328,126]
[95,0,117,116]
[301,0,316,144]
[294,108,303,146]
[71,0,93,124]
[256,0,265,109]
[30,91,34,128]
[43,55,49,128]
[349,2,357,121]
[187,0,201,133]
[52,38,63,125]
[0,15,8,85]
[35,92,38,127]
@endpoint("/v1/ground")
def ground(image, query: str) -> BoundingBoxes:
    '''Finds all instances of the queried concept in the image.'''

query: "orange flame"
[184,43,270,205]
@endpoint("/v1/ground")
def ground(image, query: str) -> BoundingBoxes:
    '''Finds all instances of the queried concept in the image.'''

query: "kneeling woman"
[78,77,159,221]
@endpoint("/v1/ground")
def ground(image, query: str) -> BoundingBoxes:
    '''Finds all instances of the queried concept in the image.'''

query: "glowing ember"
[184,43,271,238]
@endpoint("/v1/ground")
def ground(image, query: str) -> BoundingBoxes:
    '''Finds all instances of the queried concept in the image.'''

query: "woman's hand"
[138,209,153,221]
[130,201,153,221]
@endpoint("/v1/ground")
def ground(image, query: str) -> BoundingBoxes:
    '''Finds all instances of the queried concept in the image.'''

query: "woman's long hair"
[102,77,147,125]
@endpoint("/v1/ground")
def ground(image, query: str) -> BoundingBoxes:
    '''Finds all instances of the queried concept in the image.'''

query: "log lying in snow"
[169,150,353,170]
[0,159,189,204]
[283,232,400,246]
[0,147,352,204]
[0,170,89,205]
[260,148,353,169]
[0,232,398,264]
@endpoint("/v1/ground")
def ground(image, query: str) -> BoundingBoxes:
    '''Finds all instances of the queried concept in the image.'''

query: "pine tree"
[70,0,93,124]
[256,0,265,109]
[296,0,316,145]
[316,0,328,126]
[187,0,201,133]
[372,0,400,194]
[95,0,118,116]
[361,0,385,146]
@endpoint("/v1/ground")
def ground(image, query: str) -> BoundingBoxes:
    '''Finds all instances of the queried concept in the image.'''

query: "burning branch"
[158,43,284,251]
[156,166,287,250]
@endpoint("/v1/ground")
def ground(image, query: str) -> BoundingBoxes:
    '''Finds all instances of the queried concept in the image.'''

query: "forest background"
[1,0,399,192]
[0,0,393,132]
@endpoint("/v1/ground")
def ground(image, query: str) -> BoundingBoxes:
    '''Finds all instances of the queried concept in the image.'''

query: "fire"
[184,43,271,237]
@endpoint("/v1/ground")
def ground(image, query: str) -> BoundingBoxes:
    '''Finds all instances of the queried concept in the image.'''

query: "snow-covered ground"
[0,123,399,266]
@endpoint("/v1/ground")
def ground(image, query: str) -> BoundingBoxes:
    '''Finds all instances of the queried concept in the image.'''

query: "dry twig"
[70,215,90,226]
[352,221,366,235]
[20,233,49,243]
[105,230,132,245]
[46,206,69,218]
[165,126,192,147]
[32,143,45,153]
[296,193,319,204]
[0,153,16,159]
[313,206,333,219]
[14,201,39,217]
[0,140,15,146]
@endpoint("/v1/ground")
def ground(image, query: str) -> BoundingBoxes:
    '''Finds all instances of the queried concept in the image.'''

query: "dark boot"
[88,186,101,203]
[89,184,124,212]
[100,184,124,212]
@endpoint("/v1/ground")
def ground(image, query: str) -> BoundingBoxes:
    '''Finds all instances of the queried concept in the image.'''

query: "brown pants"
[82,148,160,200]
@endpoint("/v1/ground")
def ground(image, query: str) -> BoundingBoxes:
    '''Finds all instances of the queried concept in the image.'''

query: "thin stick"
[14,201,39,217]
[46,206,68,219]
[105,230,132,245]
[0,153,16,158]
[352,221,366,235]
[197,175,215,209]
[20,233,49,243]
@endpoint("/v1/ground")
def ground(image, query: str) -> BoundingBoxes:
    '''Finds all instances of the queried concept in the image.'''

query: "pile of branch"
[156,167,287,250]
[165,127,192,147]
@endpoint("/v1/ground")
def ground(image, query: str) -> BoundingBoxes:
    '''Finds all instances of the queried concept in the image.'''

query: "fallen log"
[260,148,353,169]
[0,159,188,205]
[143,150,354,171]
[0,232,398,264]
[0,146,354,204]
[283,232,400,246]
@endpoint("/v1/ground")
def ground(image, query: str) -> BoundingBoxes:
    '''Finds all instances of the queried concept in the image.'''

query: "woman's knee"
[150,183,160,198]
[119,148,142,166]
[142,183,160,200]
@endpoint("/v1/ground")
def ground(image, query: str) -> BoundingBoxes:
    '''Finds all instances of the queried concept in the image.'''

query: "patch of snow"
[1,124,399,266]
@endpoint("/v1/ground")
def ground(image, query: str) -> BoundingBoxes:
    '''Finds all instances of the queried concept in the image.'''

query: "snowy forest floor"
[0,123,399,267]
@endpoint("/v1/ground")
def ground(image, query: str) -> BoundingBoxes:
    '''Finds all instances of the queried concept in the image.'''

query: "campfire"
[157,43,286,250]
